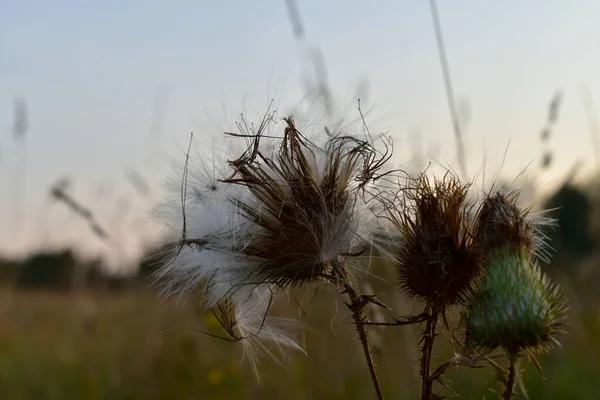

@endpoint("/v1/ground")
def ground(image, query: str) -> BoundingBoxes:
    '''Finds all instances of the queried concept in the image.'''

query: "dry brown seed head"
[223,117,383,288]
[393,174,483,305]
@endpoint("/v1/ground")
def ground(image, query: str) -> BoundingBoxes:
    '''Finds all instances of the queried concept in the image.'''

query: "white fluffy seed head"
[155,110,390,303]
[152,139,254,305]
[225,288,306,381]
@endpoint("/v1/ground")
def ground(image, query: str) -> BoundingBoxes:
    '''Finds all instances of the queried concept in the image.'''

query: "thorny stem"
[319,269,383,399]
[358,312,429,327]
[502,352,518,400]
[345,285,384,400]
[420,303,439,400]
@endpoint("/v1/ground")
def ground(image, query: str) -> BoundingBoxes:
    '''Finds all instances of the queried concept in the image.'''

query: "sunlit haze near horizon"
[1,1,600,271]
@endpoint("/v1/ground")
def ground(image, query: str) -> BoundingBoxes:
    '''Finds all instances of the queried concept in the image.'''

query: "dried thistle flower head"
[155,112,390,306]
[222,116,389,289]
[463,249,567,354]
[211,288,305,380]
[474,190,553,263]
[387,173,482,305]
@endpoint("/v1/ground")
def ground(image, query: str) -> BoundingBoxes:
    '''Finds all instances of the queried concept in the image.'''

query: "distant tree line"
[0,245,169,293]
[0,179,597,293]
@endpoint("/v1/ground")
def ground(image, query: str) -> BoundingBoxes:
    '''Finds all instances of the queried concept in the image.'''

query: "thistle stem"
[345,286,384,400]
[502,352,518,400]
[420,303,439,400]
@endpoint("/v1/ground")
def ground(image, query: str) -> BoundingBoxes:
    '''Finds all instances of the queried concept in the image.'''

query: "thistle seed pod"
[156,114,390,306]
[463,250,566,354]
[221,116,388,290]
[388,174,482,305]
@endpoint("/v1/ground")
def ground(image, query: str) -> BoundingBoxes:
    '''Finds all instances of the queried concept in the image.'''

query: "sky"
[1,0,600,269]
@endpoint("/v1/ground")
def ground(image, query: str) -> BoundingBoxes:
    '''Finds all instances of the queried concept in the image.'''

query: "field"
[1,264,598,399]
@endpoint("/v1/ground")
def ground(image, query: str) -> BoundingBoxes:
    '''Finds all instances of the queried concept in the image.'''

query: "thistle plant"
[380,173,484,399]
[155,110,392,399]
[154,104,569,399]
[463,190,567,399]
[370,178,567,399]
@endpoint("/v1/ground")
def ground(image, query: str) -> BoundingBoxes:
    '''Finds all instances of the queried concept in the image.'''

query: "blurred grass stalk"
[11,98,28,242]
[429,0,467,180]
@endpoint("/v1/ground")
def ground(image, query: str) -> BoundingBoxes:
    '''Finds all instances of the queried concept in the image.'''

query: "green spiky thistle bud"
[463,249,566,354]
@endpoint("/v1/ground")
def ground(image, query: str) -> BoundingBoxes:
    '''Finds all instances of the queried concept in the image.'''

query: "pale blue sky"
[1,1,600,266]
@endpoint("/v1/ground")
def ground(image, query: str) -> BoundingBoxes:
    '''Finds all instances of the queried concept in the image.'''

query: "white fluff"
[154,111,389,371]
[154,139,254,305]
[229,287,306,381]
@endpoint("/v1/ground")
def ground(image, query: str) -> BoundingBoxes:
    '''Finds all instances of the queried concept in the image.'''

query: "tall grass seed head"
[389,174,483,305]
[463,249,567,354]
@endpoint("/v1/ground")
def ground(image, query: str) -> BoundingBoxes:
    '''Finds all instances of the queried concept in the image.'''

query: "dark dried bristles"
[222,117,388,289]
[388,173,483,306]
